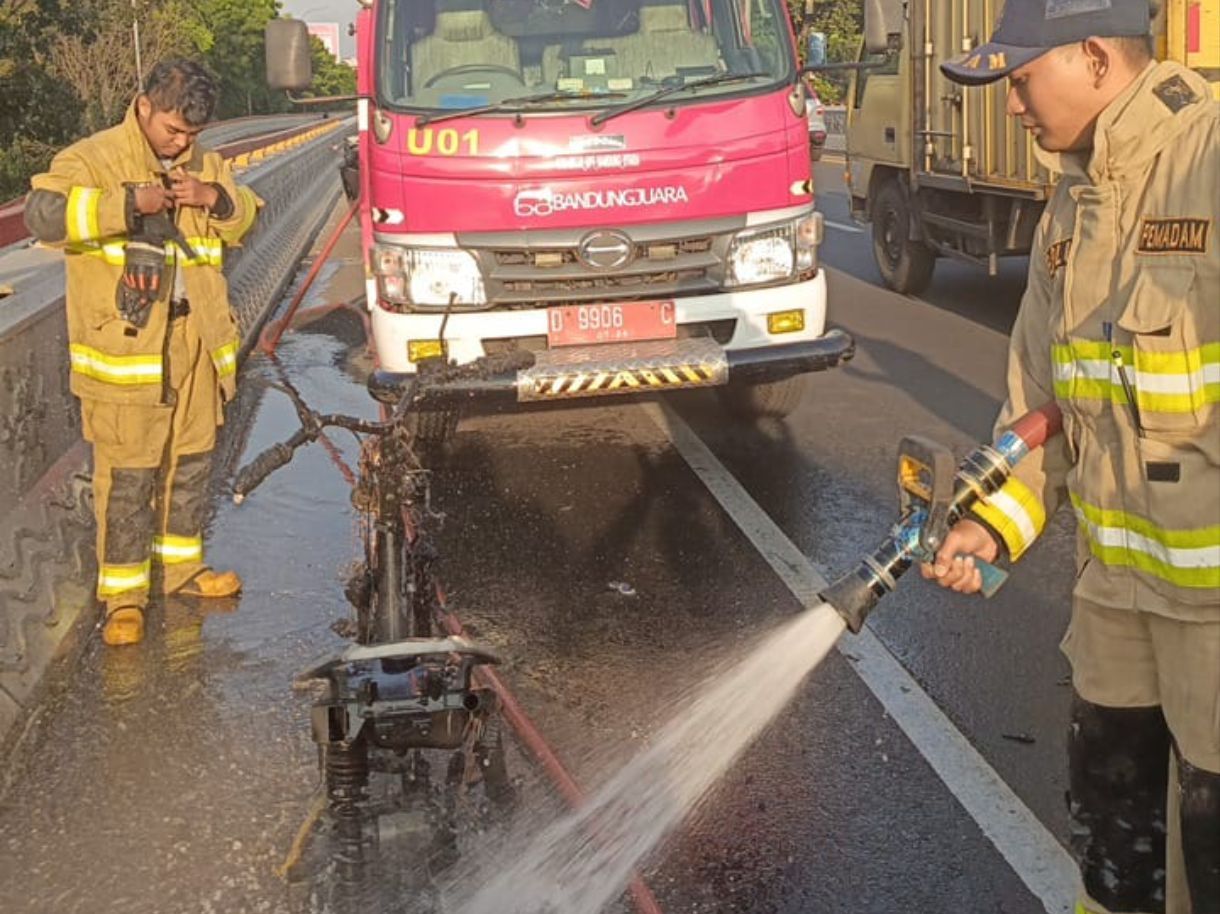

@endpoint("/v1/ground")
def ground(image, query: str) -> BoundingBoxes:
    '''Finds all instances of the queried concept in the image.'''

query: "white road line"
[824,219,865,234]
[643,401,1077,914]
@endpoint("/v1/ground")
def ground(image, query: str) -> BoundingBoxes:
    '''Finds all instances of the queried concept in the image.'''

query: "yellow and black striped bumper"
[516,338,729,402]
[367,329,855,406]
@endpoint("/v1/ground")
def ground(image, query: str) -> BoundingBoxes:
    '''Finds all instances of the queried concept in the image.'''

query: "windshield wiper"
[590,70,770,127]
[416,90,627,127]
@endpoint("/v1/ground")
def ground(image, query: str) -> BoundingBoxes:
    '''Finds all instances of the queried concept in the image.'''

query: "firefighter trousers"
[1061,596,1220,914]
[81,316,223,614]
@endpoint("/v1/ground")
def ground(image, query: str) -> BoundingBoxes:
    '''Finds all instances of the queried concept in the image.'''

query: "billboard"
[307,22,341,61]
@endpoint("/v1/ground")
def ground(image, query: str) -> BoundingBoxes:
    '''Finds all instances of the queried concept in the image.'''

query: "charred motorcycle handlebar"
[231,350,536,501]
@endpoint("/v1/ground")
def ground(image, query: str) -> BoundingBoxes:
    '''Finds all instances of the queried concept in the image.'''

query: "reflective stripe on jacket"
[26,102,260,405]
[971,62,1220,618]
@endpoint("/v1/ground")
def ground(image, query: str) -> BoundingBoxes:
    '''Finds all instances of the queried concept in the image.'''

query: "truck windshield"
[377,0,794,114]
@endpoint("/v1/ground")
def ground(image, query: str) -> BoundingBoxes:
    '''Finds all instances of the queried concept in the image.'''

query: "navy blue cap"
[941,0,1151,85]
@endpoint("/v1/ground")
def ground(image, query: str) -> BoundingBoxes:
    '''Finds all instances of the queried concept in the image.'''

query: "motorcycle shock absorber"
[821,402,1063,633]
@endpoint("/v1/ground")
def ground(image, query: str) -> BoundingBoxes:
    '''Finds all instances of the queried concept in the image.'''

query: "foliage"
[787,0,862,103]
[51,0,205,134]
[306,35,357,102]
[0,0,84,198]
[0,0,296,199]
[193,0,288,117]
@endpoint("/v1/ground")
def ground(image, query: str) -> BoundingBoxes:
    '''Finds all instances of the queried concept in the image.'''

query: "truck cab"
[843,0,1219,295]
[269,0,853,432]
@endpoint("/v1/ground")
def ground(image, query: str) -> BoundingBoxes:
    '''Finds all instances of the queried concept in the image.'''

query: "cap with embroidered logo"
[941,0,1150,85]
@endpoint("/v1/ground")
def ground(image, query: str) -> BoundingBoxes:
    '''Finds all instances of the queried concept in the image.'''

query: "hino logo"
[577,231,634,270]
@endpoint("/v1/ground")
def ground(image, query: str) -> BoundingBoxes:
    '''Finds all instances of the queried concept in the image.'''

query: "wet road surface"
[0,166,1080,913]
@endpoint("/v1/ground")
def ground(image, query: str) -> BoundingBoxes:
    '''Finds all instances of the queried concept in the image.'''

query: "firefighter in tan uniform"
[925,1,1220,912]
[24,60,260,647]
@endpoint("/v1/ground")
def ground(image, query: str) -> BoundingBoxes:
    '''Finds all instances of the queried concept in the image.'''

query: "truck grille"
[475,234,726,309]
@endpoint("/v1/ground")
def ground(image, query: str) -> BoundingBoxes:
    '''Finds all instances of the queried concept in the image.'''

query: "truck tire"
[871,179,935,295]
[717,375,809,421]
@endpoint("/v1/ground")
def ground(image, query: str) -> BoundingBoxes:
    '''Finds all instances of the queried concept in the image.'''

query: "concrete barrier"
[0,119,352,748]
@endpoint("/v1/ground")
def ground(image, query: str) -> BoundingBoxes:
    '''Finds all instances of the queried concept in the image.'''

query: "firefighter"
[24,59,260,647]
[923,1,1219,912]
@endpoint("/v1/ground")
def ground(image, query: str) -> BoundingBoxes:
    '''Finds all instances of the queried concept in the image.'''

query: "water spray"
[821,402,1063,633]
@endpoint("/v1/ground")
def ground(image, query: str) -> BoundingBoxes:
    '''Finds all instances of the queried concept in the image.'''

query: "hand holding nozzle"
[919,519,1004,596]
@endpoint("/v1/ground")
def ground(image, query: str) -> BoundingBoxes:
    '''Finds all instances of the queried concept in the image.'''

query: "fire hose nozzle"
[820,402,1063,635]
[821,567,882,634]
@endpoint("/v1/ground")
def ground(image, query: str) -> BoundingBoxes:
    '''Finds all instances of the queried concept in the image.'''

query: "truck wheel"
[717,375,809,421]
[871,180,935,295]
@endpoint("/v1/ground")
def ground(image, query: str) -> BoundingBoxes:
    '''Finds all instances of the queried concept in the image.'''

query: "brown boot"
[102,606,145,646]
[178,569,242,598]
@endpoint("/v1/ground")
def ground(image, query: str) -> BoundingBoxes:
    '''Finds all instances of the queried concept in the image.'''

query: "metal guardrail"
[0,117,353,747]
[0,115,336,249]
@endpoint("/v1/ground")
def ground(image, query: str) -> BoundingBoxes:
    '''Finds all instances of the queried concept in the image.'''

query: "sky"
[280,0,357,58]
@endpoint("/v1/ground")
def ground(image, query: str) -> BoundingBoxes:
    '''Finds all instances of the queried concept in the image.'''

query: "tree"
[0,0,84,198]
[788,0,862,103]
[306,35,356,101]
[192,0,287,117]
[49,0,207,134]
[0,0,295,201]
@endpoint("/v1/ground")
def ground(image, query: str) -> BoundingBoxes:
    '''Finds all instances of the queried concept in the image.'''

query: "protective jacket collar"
[1035,61,1212,185]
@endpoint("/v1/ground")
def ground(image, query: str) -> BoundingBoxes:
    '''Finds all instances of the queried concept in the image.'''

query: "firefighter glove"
[116,240,166,327]
[136,210,198,261]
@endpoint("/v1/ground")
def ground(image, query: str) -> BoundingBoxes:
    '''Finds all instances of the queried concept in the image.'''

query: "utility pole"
[132,0,144,91]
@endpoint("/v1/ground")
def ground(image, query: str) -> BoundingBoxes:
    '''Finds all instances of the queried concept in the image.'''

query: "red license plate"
[547,300,676,348]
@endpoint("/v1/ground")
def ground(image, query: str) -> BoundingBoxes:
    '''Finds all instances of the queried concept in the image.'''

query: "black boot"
[1067,693,1170,913]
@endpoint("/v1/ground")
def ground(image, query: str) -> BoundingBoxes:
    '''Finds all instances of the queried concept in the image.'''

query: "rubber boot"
[102,606,145,646]
[1178,754,1220,914]
[178,568,242,598]
[1068,693,1170,913]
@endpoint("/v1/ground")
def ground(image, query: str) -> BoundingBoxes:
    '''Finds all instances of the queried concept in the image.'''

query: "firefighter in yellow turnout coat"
[928,2,1219,912]
[25,60,259,646]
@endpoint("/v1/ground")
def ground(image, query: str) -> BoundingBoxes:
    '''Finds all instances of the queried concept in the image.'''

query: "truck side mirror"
[806,31,827,67]
[863,0,889,54]
[266,19,313,92]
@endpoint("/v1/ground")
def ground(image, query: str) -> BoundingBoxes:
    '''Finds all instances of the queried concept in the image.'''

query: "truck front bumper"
[367,328,855,406]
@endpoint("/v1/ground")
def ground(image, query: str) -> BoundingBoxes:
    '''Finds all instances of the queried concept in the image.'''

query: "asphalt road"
[0,163,1082,914]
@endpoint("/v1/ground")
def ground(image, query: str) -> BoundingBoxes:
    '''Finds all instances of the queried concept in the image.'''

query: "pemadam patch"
[1045,238,1072,276]
[1137,218,1210,254]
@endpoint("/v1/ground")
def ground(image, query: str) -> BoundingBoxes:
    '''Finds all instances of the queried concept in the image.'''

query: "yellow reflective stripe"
[1133,342,1220,413]
[211,341,238,378]
[97,560,151,596]
[69,343,162,386]
[1071,494,1220,589]
[152,534,203,564]
[1052,342,1116,402]
[1052,341,1220,414]
[66,187,102,242]
[179,237,224,266]
[1053,340,1115,363]
[64,240,127,265]
[973,476,1046,561]
[65,238,224,267]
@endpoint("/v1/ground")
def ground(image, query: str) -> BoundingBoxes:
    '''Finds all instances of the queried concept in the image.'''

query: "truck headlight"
[725,212,821,288]
[373,245,486,310]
